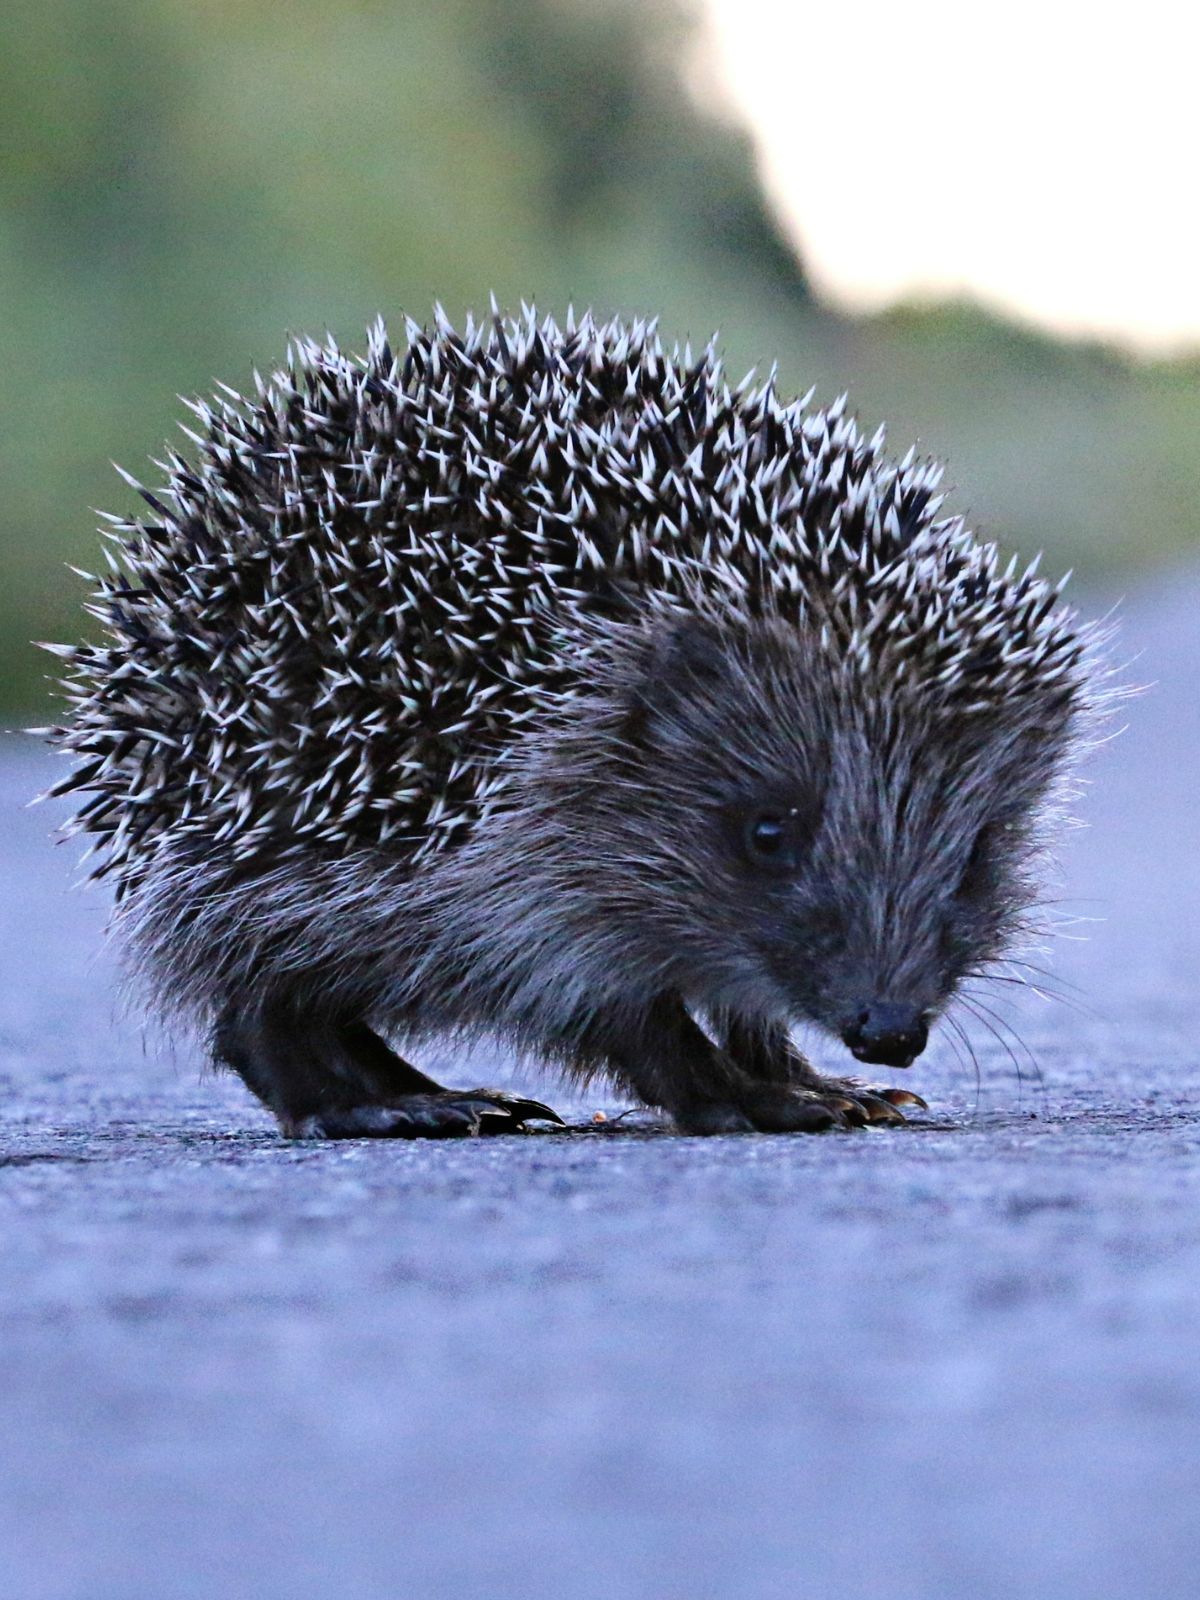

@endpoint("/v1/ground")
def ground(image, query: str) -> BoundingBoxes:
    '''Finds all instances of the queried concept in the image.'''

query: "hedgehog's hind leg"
[720,1015,925,1126]
[212,1002,561,1139]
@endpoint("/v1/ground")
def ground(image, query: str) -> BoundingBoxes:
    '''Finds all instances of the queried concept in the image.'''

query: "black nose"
[841,1003,930,1068]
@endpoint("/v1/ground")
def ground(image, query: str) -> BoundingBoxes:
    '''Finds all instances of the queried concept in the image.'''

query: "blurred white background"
[703,0,1200,351]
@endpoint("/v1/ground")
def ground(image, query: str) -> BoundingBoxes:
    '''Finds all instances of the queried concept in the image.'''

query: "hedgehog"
[42,304,1106,1138]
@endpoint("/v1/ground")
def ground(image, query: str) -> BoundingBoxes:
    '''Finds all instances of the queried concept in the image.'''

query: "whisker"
[959,993,1047,1114]
[983,958,1097,1015]
[1029,901,1101,914]
[937,1013,968,1078]
[966,967,1091,1017]
[989,952,1088,990]
[942,1010,981,1116]
[960,995,1024,1087]
[966,990,1042,1077]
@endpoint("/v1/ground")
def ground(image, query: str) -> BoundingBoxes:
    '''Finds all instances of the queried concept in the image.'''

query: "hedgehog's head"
[602,595,1092,1066]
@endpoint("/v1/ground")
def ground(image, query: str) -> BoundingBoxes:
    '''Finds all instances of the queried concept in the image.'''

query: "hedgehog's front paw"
[731,1082,924,1132]
[286,1091,564,1140]
[672,1090,840,1135]
[671,1099,758,1135]
[787,1072,927,1127]
[737,1084,859,1133]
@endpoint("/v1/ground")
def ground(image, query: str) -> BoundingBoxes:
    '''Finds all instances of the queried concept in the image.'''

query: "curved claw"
[460,1090,566,1129]
[826,1095,869,1128]
[855,1092,908,1125]
[501,1095,567,1126]
[874,1088,928,1110]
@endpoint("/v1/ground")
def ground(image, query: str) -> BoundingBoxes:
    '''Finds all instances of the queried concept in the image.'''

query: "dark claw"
[855,1092,908,1125]
[826,1095,869,1128]
[459,1091,566,1129]
[875,1088,928,1110]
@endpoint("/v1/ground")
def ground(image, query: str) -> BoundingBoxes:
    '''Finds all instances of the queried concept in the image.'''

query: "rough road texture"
[2,569,1197,1600]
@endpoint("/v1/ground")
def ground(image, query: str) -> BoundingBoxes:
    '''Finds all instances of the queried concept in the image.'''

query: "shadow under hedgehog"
[41,306,1108,1138]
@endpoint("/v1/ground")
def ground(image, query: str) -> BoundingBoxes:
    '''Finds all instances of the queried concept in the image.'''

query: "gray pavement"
[1,568,1198,1600]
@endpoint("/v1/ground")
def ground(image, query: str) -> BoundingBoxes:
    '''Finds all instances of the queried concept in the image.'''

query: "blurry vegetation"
[1,0,1196,711]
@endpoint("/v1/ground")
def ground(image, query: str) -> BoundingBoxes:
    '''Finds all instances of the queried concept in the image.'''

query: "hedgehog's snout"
[840,1003,930,1068]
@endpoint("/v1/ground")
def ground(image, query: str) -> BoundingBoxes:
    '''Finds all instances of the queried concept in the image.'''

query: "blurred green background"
[2,0,1197,713]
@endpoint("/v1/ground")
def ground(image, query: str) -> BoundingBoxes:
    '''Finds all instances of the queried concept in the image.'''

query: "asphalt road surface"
[2,568,1197,1600]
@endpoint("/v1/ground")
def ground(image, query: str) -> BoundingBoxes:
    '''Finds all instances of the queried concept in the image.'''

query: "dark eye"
[743,809,800,872]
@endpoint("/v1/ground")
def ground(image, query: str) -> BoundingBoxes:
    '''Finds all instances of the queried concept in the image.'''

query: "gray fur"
[41,306,1109,1135]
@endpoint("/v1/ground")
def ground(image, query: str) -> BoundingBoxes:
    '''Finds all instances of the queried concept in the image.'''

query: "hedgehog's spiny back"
[46,306,1088,895]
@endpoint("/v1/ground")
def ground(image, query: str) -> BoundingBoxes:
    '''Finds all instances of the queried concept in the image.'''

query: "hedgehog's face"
[622,615,1075,1063]
[738,724,1047,1064]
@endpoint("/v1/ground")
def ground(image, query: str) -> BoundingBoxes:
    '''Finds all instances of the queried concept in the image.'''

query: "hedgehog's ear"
[624,615,729,736]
